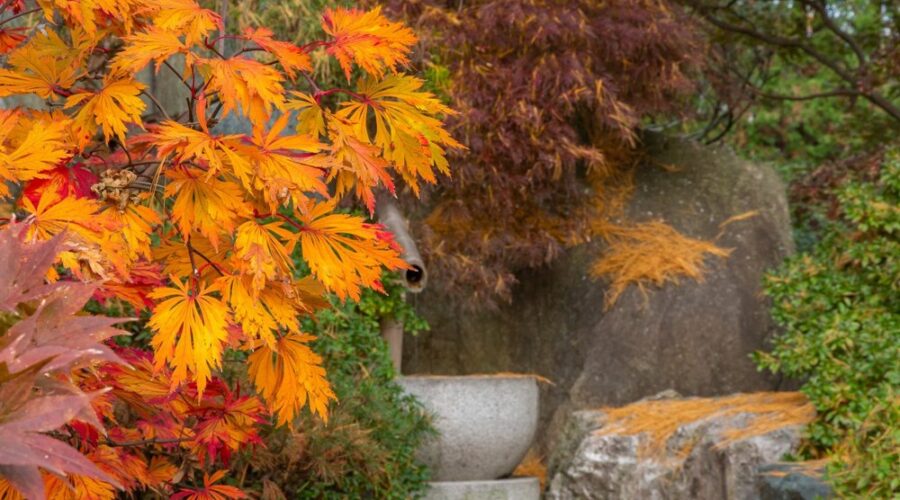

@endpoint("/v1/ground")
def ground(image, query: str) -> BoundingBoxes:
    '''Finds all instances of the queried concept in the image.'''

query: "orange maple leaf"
[0,113,70,192]
[322,6,417,80]
[144,120,247,176]
[149,0,222,44]
[148,278,230,395]
[166,167,251,251]
[242,114,328,210]
[247,332,335,426]
[0,31,82,99]
[242,27,312,78]
[294,200,407,301]
[111,27,193,74]
[66,76,146,144]
[337,75,462,194]
[233,220,294,294]
[171,470,247,500]
[198,56,286,127]
[0,27,27,54]
[328,117,394,214]
[218,275,301,349]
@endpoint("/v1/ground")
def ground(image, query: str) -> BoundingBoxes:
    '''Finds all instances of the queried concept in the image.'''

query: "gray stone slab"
[423,477,540,500]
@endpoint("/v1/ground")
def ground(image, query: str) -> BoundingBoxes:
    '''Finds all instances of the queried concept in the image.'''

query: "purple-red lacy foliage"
[380,0,702,304]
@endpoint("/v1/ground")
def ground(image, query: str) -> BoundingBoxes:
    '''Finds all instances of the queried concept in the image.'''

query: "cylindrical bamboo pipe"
[376,193,427,293]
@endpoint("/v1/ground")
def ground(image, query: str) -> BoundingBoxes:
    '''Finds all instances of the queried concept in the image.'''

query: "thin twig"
[141,90,172,121]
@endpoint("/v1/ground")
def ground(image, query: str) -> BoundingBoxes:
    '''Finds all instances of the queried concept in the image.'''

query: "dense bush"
[756,147,899,497]
[240,276,434,499]
[379,0,702,305]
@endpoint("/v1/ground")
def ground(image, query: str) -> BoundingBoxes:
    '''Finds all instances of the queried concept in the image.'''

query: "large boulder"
[545,393,808,500]
[402,133,795,450]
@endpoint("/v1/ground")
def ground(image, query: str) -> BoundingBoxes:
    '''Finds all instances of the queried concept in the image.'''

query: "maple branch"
[186,237,225,276]
[300,71,321,94]
[276,213,306,232]
[0,6,40,27]
[163,60,193,92]
[185,237,200,278]
[141,90,172,121]
[299,40,330,53]
[103,437,191,448]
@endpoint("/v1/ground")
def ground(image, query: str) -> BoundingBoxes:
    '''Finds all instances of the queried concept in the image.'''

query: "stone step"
[423,477,540,500]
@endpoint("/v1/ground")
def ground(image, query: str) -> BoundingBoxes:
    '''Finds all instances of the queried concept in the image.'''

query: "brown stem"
[141,90,172,121]
[103,437,191,448]
[0,6,40,27]
[696,8,900,122]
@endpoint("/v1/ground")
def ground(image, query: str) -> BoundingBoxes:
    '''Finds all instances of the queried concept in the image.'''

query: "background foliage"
[686,1,900,496]
[756,148,899,496]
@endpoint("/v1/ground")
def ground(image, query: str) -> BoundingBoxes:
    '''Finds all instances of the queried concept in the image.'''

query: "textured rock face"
[402,133,795,450]
[756,463,833,500]
[546,404,803,500]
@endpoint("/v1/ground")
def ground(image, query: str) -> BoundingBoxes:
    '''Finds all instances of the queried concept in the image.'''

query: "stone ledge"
[423,477,540,500]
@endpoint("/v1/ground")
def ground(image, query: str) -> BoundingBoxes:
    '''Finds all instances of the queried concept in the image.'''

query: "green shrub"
[756,148,899,497]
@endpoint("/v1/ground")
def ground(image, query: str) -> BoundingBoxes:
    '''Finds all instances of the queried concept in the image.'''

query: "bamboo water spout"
[376,193,426,372]
[376,192,427,293]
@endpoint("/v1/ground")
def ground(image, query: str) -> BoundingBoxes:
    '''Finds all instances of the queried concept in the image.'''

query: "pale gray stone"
[398,375,539,481]
[423,478,540,500]
[546,399,804,500]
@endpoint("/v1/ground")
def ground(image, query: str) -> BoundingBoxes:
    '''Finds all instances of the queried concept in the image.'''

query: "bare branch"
[749,87,860,102]
[802,0,867,65]
[693,6,900,123]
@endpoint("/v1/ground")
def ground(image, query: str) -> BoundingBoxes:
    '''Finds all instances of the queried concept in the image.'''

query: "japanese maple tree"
[0,0,456,497]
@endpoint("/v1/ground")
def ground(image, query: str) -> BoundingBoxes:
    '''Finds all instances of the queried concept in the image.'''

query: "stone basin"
[398,374,539,481]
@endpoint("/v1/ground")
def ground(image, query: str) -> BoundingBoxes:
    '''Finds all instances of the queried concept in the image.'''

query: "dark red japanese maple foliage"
[381,0,702,303]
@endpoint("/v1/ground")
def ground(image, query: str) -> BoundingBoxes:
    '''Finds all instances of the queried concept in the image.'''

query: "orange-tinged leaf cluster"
[0,1,456,496]
[323,6,417,79]
[248,332,335,426]
[149,279,230,394]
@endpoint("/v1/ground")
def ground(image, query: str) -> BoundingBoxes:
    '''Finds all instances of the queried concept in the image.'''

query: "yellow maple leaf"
[218,275,301,349]
[322,6,417,80]
[198,56,286,127]
[0,113,70,192]
[66,76,146,144]
[149,0,221,45]
[247,332,335,425]
[337,75,463,194]
[286,91,326,138]
[148,278,230,395]
[144,120,248,176]
[111,27,193,74]
[243,114,328,210]
[0,31,82,99]
[295,200,407,301]
[102,202,162,262]
[166,167,251,250]
[233,220,295,294]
